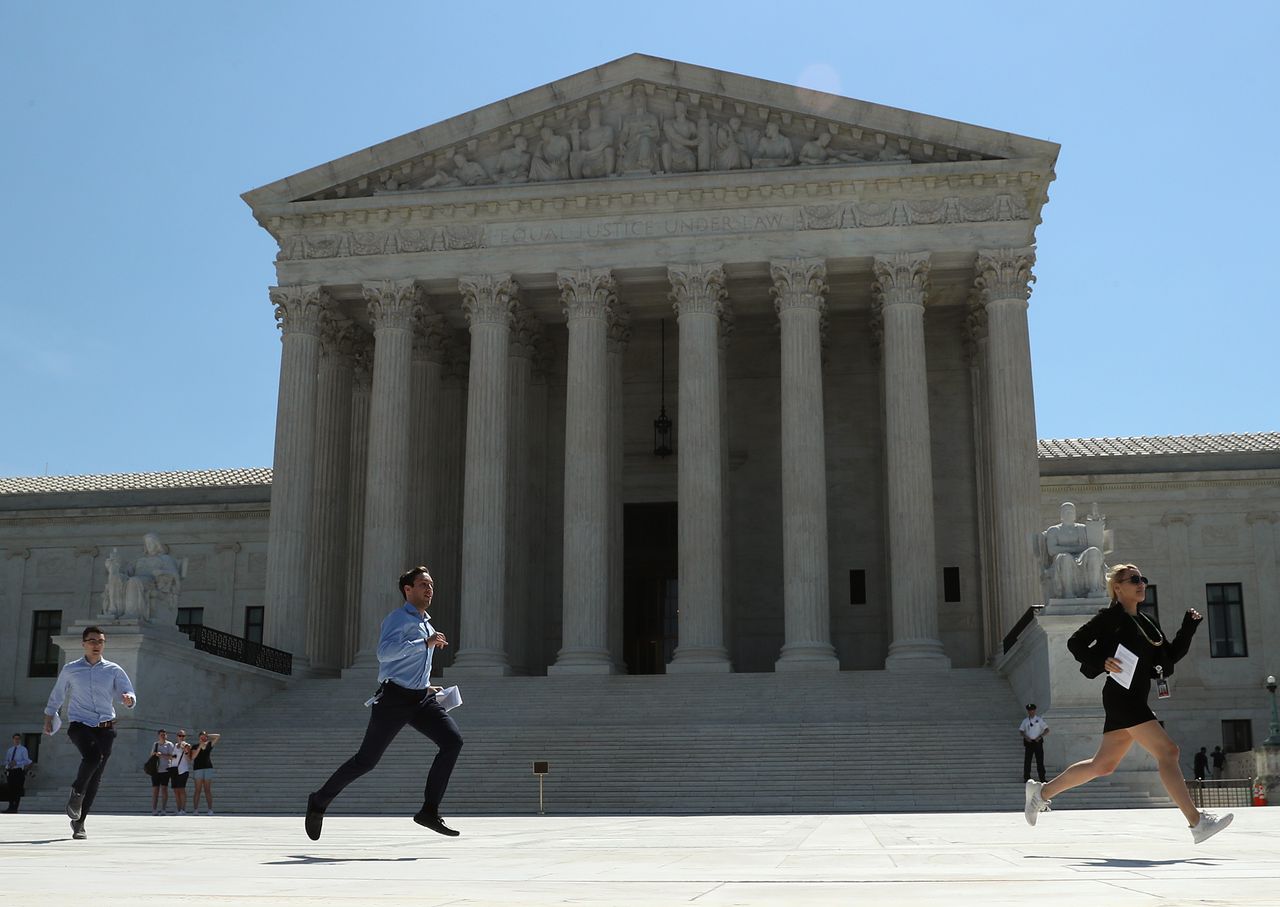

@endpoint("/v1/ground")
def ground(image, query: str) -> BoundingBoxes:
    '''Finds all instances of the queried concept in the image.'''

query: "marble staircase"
[25,668,1171,816]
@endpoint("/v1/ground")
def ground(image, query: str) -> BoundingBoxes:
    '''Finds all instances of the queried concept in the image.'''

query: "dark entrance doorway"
[623,502,678,674]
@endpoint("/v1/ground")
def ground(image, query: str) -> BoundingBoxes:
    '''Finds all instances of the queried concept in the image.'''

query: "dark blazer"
[1067,603,1200,680]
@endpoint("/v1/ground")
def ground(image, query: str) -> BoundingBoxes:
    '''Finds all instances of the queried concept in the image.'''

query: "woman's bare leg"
[1042,730,1133,801]
[1127,720,1200,825]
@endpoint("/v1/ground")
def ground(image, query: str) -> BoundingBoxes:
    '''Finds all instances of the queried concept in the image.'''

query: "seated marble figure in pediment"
[1039,502,1108,602]
[308,84,1004,201]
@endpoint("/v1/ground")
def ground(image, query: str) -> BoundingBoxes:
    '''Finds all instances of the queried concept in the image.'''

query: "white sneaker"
[1024,780,1051,826]
[206,810,214,817]
[152,808,159,816]
[1191,811,1233,844]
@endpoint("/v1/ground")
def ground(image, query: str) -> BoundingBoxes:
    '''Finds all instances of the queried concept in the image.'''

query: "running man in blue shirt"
[305,566,463,840]
[43,625,137,839]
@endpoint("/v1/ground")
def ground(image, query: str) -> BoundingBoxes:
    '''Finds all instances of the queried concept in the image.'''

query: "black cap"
[1025,704,1036,710]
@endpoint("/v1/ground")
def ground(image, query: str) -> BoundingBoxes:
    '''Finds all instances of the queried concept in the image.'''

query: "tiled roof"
[0,468,273,496]
[1038,433,1280,459]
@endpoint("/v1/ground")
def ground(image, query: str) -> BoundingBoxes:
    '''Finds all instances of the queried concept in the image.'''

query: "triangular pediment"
[243,54,1058,210]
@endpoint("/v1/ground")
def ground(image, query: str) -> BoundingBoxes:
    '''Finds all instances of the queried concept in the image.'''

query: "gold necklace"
[1130,612,1164,647]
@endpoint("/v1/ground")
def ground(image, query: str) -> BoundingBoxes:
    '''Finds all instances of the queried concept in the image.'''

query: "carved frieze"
[274,193,1030,262]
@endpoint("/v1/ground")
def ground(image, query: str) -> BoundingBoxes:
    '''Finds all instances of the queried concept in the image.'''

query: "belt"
[73,720,115,730]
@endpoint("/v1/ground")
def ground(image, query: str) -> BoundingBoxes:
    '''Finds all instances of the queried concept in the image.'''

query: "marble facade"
[242,54,1055,676]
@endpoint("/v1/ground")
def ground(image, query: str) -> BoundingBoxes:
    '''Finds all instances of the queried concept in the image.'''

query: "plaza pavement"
[2,808,1277,905]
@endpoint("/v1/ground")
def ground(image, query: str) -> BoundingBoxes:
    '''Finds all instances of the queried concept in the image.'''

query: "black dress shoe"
[413,807,460,837]
[66,788,84,821]
[304,794,324,841]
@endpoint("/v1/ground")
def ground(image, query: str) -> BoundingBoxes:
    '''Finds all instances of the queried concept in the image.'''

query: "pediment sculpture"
[1039,502,1108,602]
[362,88,944,199]
[101,532,188,623]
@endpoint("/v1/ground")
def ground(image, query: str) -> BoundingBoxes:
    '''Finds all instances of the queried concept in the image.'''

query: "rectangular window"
[177,607,205,640]
[28,610,62,678]
[1222,719,1253,754]
[849,569,867,605]
[1206,583,1247,657]
[1138,584,1160,626]
[943,567,961,603]
[22,733,40,764]
[244,606,264,645]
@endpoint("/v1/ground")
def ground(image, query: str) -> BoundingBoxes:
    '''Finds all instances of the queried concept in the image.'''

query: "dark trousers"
[312,683,463,812]
[5,768,26,811]
[1023,739,1046,782]
[67,722,116,821]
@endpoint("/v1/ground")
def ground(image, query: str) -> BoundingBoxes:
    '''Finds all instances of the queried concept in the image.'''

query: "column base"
[885,638,951,672]
[667,646,732,673]
[449,648,513,677]
[774,643,839,672]
[547,647,617,675]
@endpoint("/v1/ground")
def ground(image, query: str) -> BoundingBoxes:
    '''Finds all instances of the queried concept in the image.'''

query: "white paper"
[436,685,462,712]
[45,714,62,736]
[1107,642,1139,690]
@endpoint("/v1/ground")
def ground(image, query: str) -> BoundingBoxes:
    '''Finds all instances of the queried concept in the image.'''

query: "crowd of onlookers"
[149,728,220,815]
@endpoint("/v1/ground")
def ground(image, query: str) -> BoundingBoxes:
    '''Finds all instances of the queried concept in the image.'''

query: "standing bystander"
[1019,704,1050,784]
[172,730,194,814]
[1211,746,1226,780]
[1194,747,1209,782]
[4,734,33,813]
[150,730,176,815]
[190,731,220,815]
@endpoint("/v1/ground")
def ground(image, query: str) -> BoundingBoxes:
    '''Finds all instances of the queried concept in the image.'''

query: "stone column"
[452,275,517,676]
[719,305,736,655]
[1161,512,1202,685]
[607,307,630,671]
[264,285,326,665]
[874,252,951,670]
[306,310,355,673]
[504,304,538,674]
[549,268,617,674]
[409,311,448,569]
[355,279,422,659]
[975,248,1042,637]
[963,298,1000,661]
[213,542,240,633]
[667,263,732,672]
[770,259,840,671]
[1,549,31,704]
[431,341,468,668]
[342,336,372,669]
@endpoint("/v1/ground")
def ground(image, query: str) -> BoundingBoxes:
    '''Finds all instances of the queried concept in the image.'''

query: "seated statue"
[751,122,795,168]
[493,136,532,183]
[618,95,660,173]
[660,101,702,173]
[1040,502,1106,600]
[714,117,750,171]
[530,126,571,182]
[569,106,615,179]
[101,532,186,622]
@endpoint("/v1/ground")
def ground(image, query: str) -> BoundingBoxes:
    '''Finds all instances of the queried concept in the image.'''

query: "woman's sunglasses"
[1122,575,1150,586]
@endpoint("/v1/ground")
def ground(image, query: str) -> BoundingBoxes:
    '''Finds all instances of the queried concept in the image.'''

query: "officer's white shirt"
[1019,715,1048,740]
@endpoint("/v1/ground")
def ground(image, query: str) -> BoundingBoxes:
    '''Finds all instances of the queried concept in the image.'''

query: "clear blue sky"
[2,1,1275,478]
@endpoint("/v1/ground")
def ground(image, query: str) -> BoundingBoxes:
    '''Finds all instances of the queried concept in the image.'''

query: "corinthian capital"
[769,258,827,313]
[459,274,518,327]
[318,308,357,360]
[975,247,1036,304]
[362,279,423,331]
[557,267,616,321]
[668,263,727,318]
[872,252,931,308]
[509,303,543,359]
[412,311,450,363]
[270,285,327,335]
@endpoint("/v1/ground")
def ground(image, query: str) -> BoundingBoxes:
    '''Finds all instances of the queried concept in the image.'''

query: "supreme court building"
[242,53,1055,678]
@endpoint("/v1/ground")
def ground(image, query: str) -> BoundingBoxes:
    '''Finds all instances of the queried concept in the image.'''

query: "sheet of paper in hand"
[1107,642,1139,690]
[436,686,462,711]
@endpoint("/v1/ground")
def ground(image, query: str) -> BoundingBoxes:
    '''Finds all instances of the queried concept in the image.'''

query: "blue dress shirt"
[44,656,137,725]
[376,602,436,690]
[4,744,32,769]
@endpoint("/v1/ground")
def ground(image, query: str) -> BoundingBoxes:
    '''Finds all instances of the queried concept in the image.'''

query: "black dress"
[1067,604,1200,733]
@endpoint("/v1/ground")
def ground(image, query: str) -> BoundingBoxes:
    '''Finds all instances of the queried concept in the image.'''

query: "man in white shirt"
[5,734,33,813]
[1019,703,1050,783]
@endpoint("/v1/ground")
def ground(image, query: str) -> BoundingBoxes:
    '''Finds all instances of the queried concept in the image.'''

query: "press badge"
[1155,665,1170,699]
